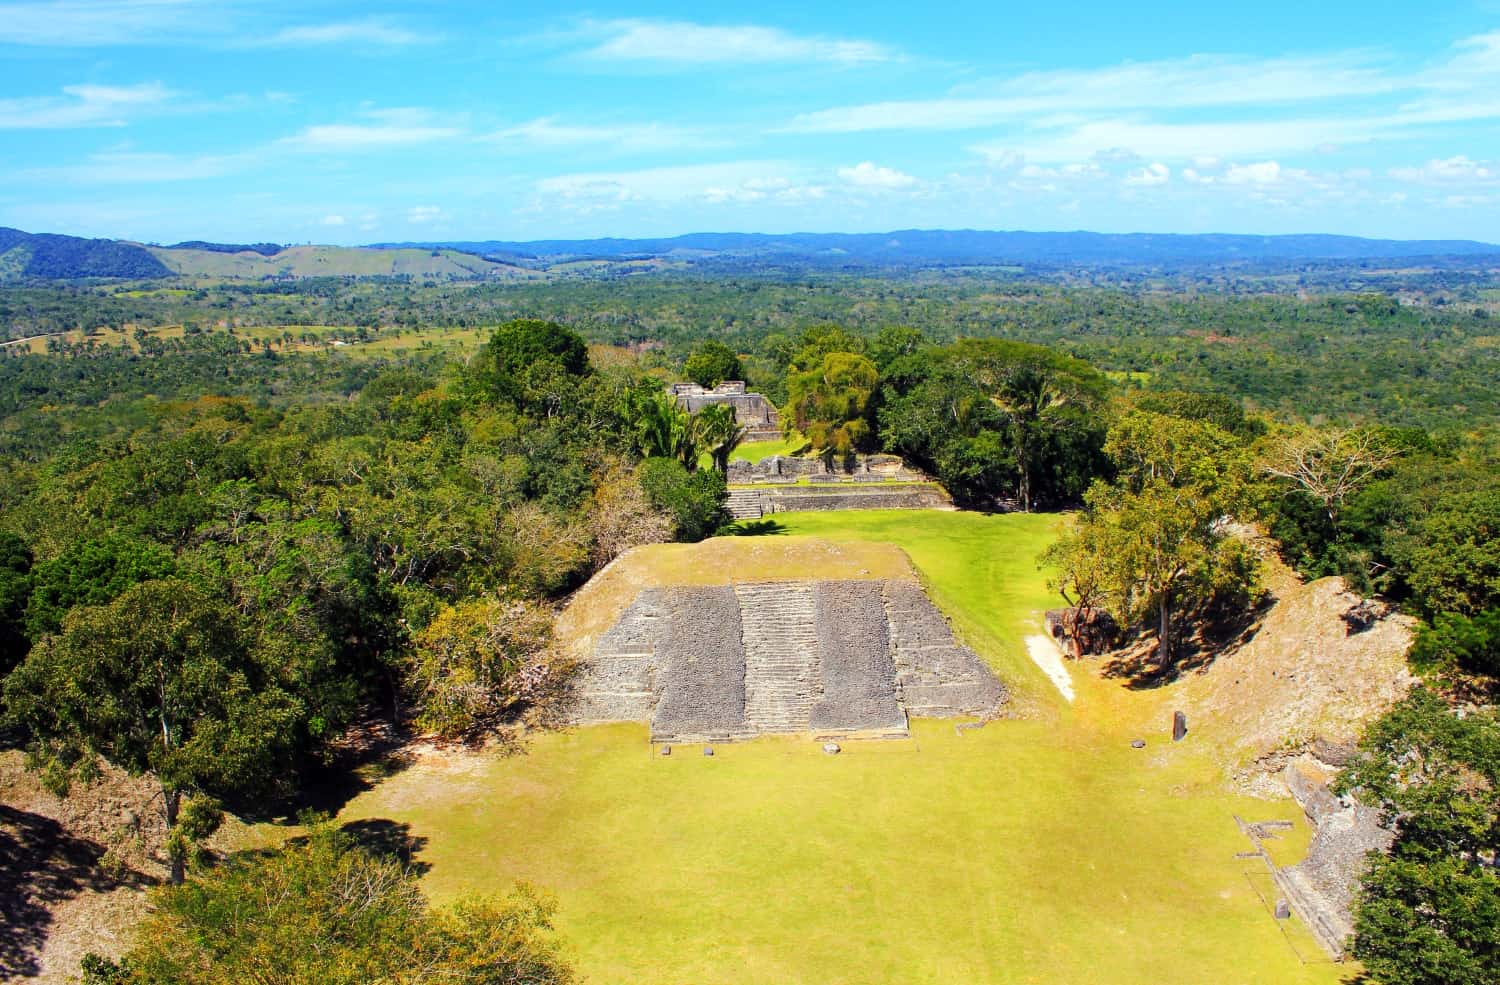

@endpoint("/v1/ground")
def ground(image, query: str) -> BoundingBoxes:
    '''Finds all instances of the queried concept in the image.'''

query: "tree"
[24,534,176,640]
[683,341,742,388]
[82,821,574,985]
[1043,410,1256,663]
[1336,690,1499,985]
[1261,426,1400,528]
[638,457,727,542]
[784,351,879,463]
[692,403,745,474]
[4,579,301,884]
[623,388,700,469]
[408,597,561,739]
[474,319,590,408]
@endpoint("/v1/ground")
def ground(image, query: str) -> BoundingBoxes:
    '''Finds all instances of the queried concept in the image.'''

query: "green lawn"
[730,432,807,462]
[339,510,1344,985]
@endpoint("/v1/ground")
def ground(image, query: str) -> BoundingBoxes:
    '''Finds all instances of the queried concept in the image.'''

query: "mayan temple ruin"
[570,578,1008,742]
[668,381,782,440]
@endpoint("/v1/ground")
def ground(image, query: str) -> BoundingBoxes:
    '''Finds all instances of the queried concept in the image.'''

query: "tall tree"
[4,579,301,883]
[683,341,743,389]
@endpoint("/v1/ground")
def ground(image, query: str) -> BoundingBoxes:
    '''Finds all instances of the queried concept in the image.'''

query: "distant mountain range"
[394,229,1500,266]
[3,225,1499,281]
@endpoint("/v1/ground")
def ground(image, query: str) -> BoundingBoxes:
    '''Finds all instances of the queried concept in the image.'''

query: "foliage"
[584,463,674,568]
[4,579,301,882]
[693,403,745,473]
[1043,409,1256,660]
[409,597,561,738]
[880,339,1109,509]
[475,318,591,407]
[1410,609,1500,679]
[24,534,176,639]
[1337,690,1500,985]
[683,340,743,388]
[637,457,727,542]
[81,821,574,985]
[784,351,879,461]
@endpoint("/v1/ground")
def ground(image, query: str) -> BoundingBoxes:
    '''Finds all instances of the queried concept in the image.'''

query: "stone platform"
[570,578,1007,742]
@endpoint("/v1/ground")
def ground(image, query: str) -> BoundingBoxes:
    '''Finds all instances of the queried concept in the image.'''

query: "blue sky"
[5,1,1500,244]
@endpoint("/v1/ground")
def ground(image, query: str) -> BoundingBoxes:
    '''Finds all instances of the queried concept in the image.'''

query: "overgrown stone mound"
[570,577,1006,741]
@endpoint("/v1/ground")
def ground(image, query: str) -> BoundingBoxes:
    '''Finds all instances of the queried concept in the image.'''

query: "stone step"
[735,582,820,732]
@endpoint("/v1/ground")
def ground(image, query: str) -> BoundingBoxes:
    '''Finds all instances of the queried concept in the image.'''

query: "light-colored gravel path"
[1026,633,1075,703]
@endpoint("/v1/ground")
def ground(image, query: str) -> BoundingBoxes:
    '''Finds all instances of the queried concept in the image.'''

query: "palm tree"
[693,403,746,474]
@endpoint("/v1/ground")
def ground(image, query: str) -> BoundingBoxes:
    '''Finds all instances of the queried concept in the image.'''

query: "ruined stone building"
[669,381,781,440]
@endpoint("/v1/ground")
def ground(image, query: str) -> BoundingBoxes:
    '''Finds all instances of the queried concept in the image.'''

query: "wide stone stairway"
[735,582,822,732]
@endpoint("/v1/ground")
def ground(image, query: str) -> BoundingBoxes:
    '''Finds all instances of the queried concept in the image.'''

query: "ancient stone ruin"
[724,454,951,519]
[570,579,1007,742]
[669,381,781,441]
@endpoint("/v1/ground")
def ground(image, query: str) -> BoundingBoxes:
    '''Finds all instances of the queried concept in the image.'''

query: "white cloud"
[264,19,436,47]
[1389,155,1495,182]
[1124,162,1170,186]
[581,19,896,66]
[1223,161,1284,185]
[785,53,1392,133]
[0,0,202,46]
[280,109,461,151]
[487,117,704,152]
[406,206,442,224]
[975,116,1389,165]
[0,81,173,128]
[837,161,918,190]
[320,214,346,226]
[534,161,800,212]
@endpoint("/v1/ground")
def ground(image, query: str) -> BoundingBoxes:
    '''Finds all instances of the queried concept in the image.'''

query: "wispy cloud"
[786,53,1392,133]
[0,81,173,128]
[486,117,707,152]
[279,108,462,151]
[28,147,250,182]
[261,19,438,47]
[579,19,897,67]
[0,0,204,46]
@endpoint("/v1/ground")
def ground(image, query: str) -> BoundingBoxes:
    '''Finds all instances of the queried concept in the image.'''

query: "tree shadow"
[720,519,788,537]
[1102,593,1276,690]
[286,717,417,820]
[0,804,152,979]
[337,818,430,876]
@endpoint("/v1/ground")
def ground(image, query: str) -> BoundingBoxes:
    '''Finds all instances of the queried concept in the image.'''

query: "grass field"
[337,510,1346,985]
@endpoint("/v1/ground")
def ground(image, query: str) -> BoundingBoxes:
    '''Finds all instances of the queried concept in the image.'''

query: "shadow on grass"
[0,804,152,979]
[720,519,788,537]
[338,818,431,876]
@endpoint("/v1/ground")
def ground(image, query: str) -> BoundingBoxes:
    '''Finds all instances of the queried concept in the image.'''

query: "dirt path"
[1025,634,1074,703]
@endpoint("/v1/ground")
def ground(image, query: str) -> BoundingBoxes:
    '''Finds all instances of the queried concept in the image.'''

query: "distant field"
[4,322,491,358]
[334,510,1342,985]
[146,244,545,281]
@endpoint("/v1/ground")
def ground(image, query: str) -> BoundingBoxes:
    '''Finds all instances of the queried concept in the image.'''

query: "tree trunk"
[1156,594,1172,666]
[163,785,185,886]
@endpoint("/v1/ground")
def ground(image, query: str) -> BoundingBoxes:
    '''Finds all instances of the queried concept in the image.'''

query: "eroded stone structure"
[571,578,1006,741]
[669,381,780,441]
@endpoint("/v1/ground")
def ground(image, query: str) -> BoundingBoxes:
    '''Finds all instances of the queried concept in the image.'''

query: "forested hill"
[0,227,169,280]
[388,229,1500,267]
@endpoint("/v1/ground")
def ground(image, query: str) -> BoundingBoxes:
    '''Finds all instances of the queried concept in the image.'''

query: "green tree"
[409,597,561,738]
[4,579,301,883]
[683,341,743,388]
[24,534,176,639]
[1337,690,1499,985]
[638,457,727,542]
[784,351,879,463]
[82,821,574,985]
[623,388,700,469]
[692,403,745,473]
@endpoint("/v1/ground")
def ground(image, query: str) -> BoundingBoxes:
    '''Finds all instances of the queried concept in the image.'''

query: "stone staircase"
[726,488,768,520]
[735,582,820,731]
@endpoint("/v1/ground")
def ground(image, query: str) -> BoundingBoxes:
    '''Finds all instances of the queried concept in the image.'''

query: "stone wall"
[727,483,953,519]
